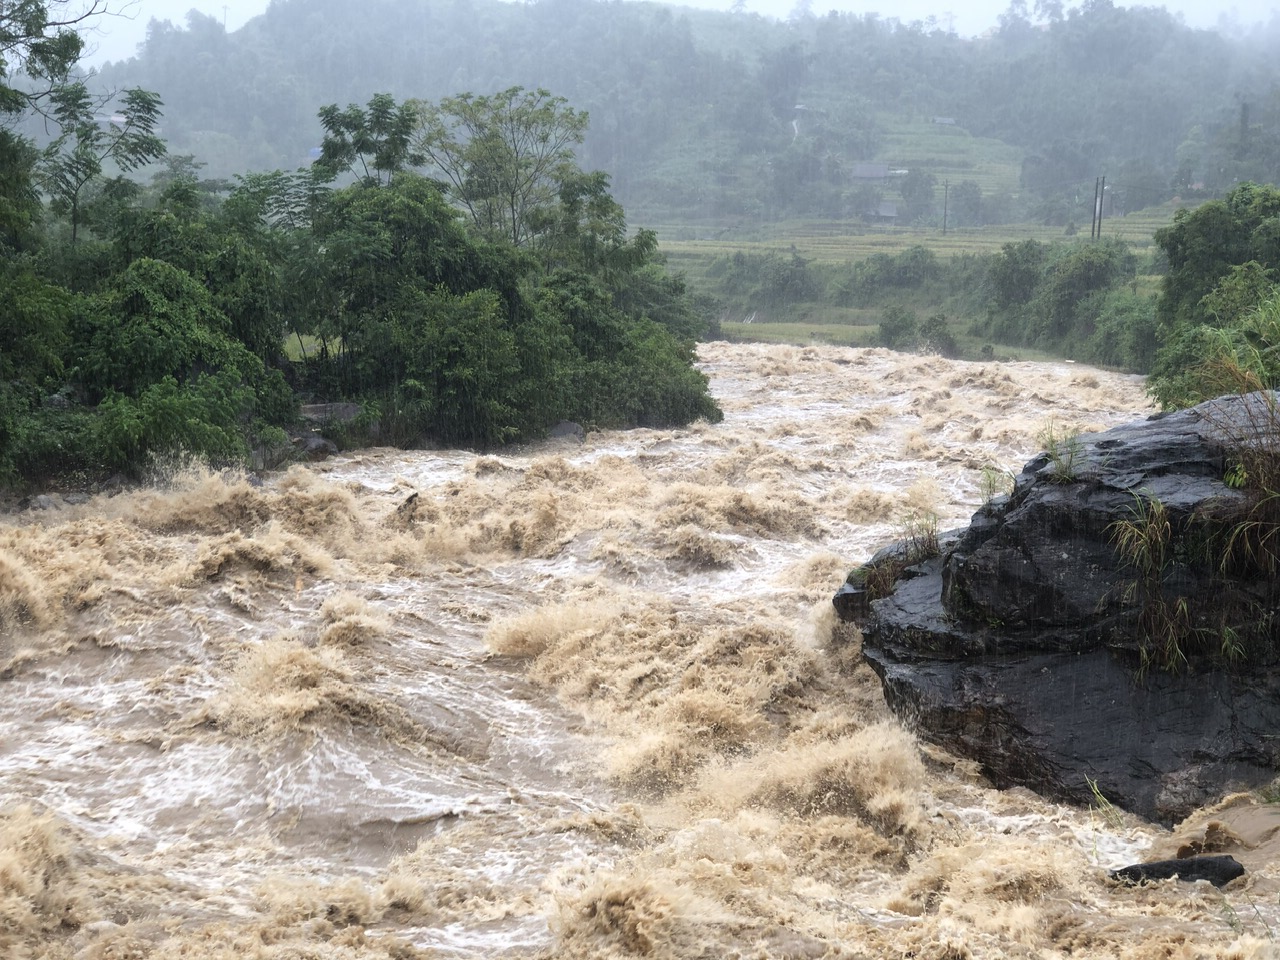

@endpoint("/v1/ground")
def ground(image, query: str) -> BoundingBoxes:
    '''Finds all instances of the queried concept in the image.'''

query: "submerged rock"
[841,392,1280,825]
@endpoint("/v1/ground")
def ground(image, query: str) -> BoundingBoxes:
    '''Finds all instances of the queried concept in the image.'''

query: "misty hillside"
[93,0,1280,229]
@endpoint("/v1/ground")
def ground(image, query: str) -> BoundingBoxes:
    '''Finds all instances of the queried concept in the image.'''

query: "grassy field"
[878,114,1024,196]
[658,202,1180,269]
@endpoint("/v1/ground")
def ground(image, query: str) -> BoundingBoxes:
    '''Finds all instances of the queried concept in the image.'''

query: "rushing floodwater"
[3,342,1279,960]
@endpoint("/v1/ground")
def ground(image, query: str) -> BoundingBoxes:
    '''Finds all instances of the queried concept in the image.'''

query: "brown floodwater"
[2,342,1276,960]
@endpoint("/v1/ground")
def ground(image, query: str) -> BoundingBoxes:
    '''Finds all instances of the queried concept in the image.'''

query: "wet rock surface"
[1109,854,1245,887]
[294,434,340,461]
[845,393,1280,825]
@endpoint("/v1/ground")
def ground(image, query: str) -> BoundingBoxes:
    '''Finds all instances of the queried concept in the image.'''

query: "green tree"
[988,239,1046,310]
[917,313,959,358]
[1148,292,1280,408]
[111,176,287,363]
[877,304,918,350]
[97,370,254,470]
[1198,261,1276,328]
[391,287,522,446]
[900,169,937,223]
[1151,182,1280,405]
[0,129,40,250]
[411,86,589,247]
[78,257,254,401]
[1154,182,1280,334]
[1030,239,1136,343]
[1086,290,1159,372]
[302,174,483,382]
[0,263,71,388]
[38,83,166,241]
[0,0,96,114]
[536,270,721,428]
[315,92,423,187]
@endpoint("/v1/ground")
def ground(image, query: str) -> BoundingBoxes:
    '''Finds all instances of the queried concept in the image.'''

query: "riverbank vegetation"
[0,11,721,488]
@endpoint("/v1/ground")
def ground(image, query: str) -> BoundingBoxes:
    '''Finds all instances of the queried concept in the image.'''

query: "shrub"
[877,305,917,350]
[98,371,253,472]
[917,313,959,358]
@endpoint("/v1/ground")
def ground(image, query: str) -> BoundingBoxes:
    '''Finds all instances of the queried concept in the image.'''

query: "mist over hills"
[92,0,1280,227]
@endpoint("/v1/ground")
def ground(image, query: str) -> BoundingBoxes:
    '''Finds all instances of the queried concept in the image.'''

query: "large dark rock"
[1109,854,1245,887]
[842,393,1280,825]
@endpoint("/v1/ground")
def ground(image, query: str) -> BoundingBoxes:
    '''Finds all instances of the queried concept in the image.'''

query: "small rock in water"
[549,420,586,442]
[295,435,340,461]
[1108,854,1245,887]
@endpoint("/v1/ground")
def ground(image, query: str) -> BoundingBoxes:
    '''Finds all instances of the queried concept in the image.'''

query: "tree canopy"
[411,87,589,248]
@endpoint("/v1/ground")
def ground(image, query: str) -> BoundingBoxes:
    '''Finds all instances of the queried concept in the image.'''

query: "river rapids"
[3,341,1279,959]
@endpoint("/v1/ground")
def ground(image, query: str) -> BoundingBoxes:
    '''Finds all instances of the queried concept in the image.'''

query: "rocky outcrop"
[840,393,1280,825]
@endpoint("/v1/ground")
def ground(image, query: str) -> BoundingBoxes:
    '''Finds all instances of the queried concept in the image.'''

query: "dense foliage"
[1148,183,1280,409]
[0,6,721,488]
[701,238,1153,367]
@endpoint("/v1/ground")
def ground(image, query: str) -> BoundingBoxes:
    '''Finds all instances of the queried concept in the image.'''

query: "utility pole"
[1097,176,1105,238]
[1091,177,1100,239]
[942,179,949,235]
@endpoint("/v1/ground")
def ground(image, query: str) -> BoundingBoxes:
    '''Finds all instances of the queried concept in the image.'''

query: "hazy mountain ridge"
[93,0,1280,227]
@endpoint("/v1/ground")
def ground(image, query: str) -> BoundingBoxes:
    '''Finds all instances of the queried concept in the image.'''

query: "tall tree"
[315,92,423,187]
[410,86,588,247]
[37,83,166,241]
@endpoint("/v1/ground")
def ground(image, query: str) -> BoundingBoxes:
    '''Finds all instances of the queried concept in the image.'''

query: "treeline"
[703,238,1154,368]
[0,12,721,489]
[88,0,1280,225]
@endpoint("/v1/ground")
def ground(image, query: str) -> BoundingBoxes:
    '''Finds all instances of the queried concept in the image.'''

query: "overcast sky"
[81,0,1280,65]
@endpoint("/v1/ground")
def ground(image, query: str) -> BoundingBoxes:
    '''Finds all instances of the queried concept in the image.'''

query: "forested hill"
[92,0,1280,227]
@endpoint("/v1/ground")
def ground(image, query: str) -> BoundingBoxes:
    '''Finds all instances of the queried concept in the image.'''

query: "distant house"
[850,162,890,180]
[869,200,898,221]
[931,116,956,125]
